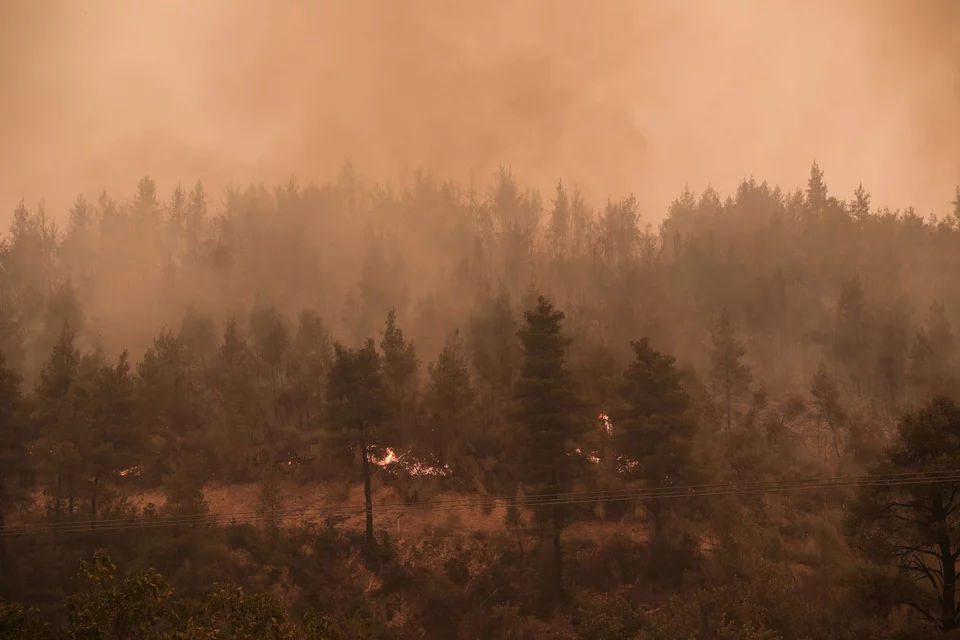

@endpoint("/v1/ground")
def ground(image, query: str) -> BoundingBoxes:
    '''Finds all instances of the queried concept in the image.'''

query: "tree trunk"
[828,422,842,478]
[725,384,732,434]
[515,522,525,562]
[940,533,957,633]
[68,474,74,521]
[937,494,958,633]
[552,507,563,579]
[551,468,564,594]
[359,432,375,545]
[0,507,6,577]
[91,470,101,529]
[55,465,63,518]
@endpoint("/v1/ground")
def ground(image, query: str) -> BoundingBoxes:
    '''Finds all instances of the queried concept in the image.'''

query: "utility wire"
[5,470,960,537]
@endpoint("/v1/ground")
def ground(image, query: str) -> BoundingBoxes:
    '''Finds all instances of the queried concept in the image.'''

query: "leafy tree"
[326,339,390,544]
[65,550,174,639]
[513,296,586,590]
[847,396,960,634]
[613,337,698,536]
[0,599,50,639]
[710,310,752,433]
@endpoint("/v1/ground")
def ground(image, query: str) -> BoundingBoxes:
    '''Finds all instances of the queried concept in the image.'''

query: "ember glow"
[599,413,613,436]
[373,448,451,477]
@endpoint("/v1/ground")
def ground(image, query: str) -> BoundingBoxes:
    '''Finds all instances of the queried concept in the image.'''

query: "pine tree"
[811,363,846,476]
[850,183,871,220]
[909,301,955,398]
[806,161,828,212]
[835,277,870,391]
[952,186,960,223]
[423,330,475,469]
[35,327,82,519]
[380,308,419,404]
[0,351,29,575]
[379,308,419,450]
[613,338,698,536]
[514,296,586,590]
[288,310,334,429]
[709,310,752,433]
[256,464,284,543]
[86,351,137,526]
[326,339,390,545]
[250,303,290,420]
[468,285,521,430]
[548,181,570,260]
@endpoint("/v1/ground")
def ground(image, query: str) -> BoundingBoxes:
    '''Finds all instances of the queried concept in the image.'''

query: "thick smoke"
[1,0,958,223]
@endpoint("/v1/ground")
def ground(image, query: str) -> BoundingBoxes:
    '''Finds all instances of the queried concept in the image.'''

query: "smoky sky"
[1,0,959,225]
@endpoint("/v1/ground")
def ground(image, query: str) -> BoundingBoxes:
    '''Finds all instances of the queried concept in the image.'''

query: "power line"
[4,470,959,537]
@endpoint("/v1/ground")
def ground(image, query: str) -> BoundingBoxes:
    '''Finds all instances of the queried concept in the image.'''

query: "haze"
[2,0,959,225]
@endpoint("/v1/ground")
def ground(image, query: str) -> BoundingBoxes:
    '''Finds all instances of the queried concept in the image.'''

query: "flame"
[377,448,398,466]
[373,447,451,477]
[599,412,613,435]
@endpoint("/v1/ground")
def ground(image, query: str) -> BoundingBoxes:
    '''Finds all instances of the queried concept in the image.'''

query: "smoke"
[1,0,958,224]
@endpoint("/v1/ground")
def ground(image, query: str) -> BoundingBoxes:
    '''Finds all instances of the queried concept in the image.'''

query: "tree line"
[2,163,960,637]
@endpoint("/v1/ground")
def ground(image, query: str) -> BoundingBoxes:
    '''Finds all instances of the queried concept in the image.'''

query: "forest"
[2,163,960,638]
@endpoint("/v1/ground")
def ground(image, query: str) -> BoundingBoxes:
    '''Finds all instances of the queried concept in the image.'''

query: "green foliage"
[514,296,586,490]
[614,337,700,535]
[4,163,960,639]
[0,600,51,640]
[576,602,644,640]
[326,339,391,544]
[256,466,284,542]
[65,550,174,639]
[709,310,752,433]
[0,350,29,560]
[423,329,475,469]
[847,396,960,634]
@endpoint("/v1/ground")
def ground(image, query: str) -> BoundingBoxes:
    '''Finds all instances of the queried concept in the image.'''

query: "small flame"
[599,412,613,436]
[377,448,398,466]
[373,448,450,476]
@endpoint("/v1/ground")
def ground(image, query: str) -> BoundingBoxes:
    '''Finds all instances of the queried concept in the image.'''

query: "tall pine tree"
[0,351,30,575]
[423,330,475,470]
[709,310,752,434]
[514,296,586,591]
[326,339,390,545]
[613,338,698,536]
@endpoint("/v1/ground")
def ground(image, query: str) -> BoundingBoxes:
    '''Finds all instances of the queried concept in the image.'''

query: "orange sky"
[1,0,958,226]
